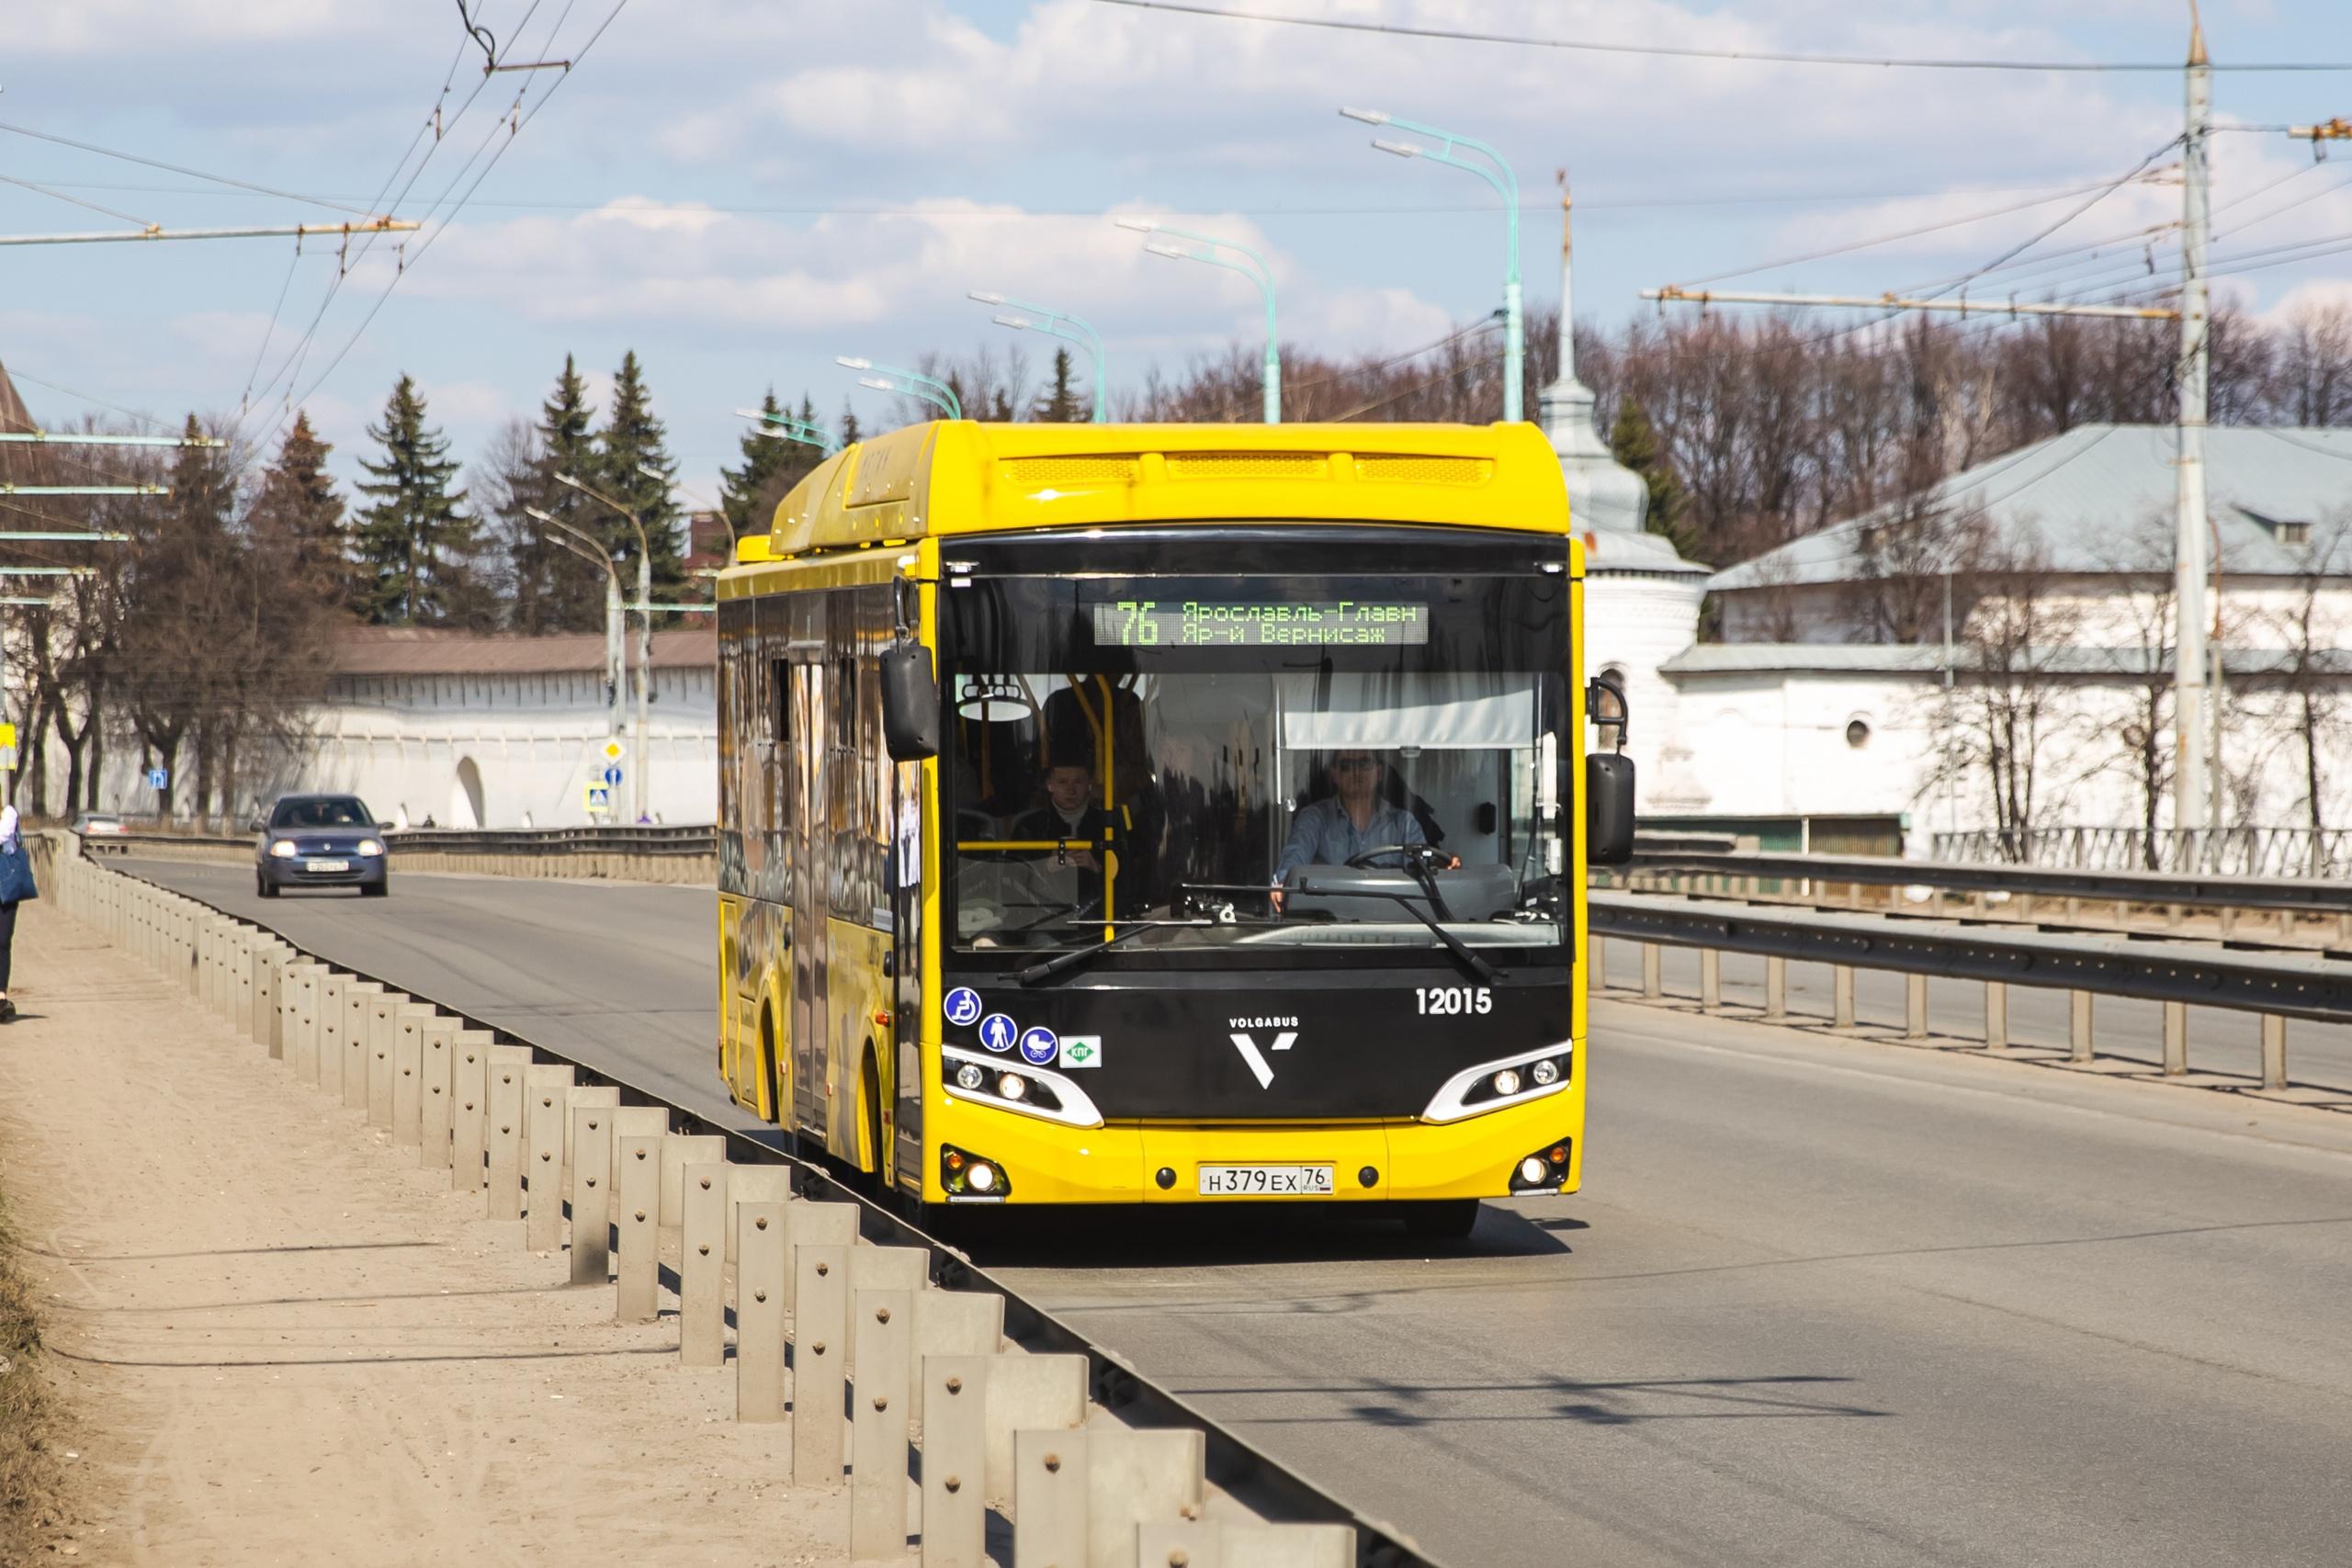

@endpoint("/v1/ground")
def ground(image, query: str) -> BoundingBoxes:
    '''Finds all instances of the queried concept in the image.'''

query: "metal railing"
[1589,890,2349,1094]
[1933,826,2352,879]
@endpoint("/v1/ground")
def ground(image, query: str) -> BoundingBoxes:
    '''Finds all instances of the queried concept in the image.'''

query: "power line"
[0,120,376,216]
[1087,0,2352,73]
[0,171,154,231]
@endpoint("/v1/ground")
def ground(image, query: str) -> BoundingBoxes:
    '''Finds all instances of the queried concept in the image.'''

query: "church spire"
[1538,175,1648,534]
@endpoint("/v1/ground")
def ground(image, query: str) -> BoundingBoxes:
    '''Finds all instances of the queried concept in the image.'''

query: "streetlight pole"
[836,357,963,421]
[556,472,655,824]
[968,292,1109,422]
[736,407,843,455]
[526,505,625,812]
[1114,219,1280,422]
[1340,107,1523,422]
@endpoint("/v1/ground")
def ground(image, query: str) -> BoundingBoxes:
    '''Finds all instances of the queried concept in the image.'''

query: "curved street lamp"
[736,406,844,455]
[836,356,963,421]
[1340,107,1523,422]
[1114,218,1280,423]
[969,291,1108,423]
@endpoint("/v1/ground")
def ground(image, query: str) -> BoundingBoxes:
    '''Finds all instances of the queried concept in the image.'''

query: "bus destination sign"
[1091,599,1430,648]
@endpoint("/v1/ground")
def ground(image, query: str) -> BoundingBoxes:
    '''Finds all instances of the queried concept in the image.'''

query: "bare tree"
[2268,299,2352,426]
[1951,532,2086,858]
[2272,512,2352,854]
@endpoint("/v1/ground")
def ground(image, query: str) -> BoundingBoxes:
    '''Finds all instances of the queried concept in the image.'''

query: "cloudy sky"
[6,0,2351,502]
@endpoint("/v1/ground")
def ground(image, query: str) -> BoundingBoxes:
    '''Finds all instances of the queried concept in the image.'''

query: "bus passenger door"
[788,621,830,1139]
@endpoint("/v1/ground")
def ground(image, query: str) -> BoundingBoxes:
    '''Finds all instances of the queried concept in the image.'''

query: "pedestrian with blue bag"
[0,803,37,1022]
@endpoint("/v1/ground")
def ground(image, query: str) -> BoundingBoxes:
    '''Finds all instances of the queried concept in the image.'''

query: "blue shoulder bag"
[0,836,40,905]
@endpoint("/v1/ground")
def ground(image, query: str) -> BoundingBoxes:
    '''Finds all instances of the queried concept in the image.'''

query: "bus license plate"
[305,860,349,873]
[1198,1165,1333,1197]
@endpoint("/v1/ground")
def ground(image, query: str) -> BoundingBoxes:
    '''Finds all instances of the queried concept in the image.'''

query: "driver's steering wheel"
[1344,842,1448,871]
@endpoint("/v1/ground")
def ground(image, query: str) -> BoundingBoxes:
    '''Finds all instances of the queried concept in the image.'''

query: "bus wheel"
[1402,1200,1480,1241]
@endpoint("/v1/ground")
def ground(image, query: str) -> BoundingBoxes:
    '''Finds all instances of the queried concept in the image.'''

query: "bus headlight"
[1491,1068,1522,1098]
[1531,1058,1559,1087]
[1421,1044,1574,1122]
[997,1072,1028,1101]
[954,1062,986,1092]
[941,1046,1102,1128]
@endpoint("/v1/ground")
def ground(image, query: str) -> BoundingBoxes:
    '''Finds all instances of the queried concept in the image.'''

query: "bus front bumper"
[927,1076,1585,1205]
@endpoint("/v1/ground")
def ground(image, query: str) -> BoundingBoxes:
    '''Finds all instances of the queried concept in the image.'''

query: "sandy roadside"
[0,903,843,1566]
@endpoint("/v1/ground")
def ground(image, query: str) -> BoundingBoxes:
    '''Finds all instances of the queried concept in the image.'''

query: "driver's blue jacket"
[1272,799,1428,884]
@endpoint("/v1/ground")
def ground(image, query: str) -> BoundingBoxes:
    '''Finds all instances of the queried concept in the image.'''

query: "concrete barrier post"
[736,1201,788,1424]
[1640,942,1661,999]
[419,1017,457,1169]
[286,964,322,1080]
[1983,982,2008,1049]
[726,1165,798,1266]
[659,1133,725,1227]
[1762,956,1788,1021]
[1699,949,1721,1013]
[254,949,283,1057]
[2261,1014,2288,1091]
[2219,905,2237,938]
[1904,973,1928,1040]
[342,982,382,1111]
[524,1064,575,1251]
[561,1084,620,1170]
[452,1031,494,1190]
[1216,1523,1357,1567]
[1088,1430,1207,1568]
[2069,991,2094,1063]
[609,1105,668,1172]
[1012,1429,1089,1566]
[569,1106,615,1287]
[1138,1523,1223,1568]
[920,1353,991,1568]
[317,976,347,1099]
[678,1164,727,1367]
[1833,964,1856,1030]
[616,1134,661,1322]
[365,994,405,1129]
[2163,1001,2188,1076]
[847,1247,929,1363]
[850,1288,914,1563]
[790,1243,850,1483]
[393,1005,435,1147]
[984,1353,1089,1506]
[486,1047,531,1221]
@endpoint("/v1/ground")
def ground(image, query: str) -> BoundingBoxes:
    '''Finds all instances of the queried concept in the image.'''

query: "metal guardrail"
[387,824,718,857]
[78,836,1434,1567]
[1589,889,2350,1093]
[1933,826,2352,880]
[1622,848,2352,919]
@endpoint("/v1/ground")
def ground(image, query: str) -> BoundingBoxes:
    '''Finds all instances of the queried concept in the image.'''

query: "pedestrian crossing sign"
[586,784,612,813]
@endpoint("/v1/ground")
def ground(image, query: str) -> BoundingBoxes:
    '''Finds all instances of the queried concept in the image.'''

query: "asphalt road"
[124,860,2352,1568]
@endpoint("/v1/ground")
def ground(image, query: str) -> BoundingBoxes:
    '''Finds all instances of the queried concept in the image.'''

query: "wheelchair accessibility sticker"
[943,987,982,1027]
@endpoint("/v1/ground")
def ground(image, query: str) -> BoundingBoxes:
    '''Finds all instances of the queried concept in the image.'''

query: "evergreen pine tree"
[352,374,476,625]
[718,386,819,541]
[248,412,352,612]
[1608,395,1700,562]
[509,355,604,633]
[591,350,688,600]
[840,400,862,446]
[1033,347,1082,423]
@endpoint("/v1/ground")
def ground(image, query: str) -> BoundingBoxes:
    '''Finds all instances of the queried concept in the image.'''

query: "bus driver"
[1270,749,1459,912]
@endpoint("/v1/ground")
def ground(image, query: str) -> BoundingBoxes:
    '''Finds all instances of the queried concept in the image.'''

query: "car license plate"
[1198,1164,1333,1197]
[304,859,349,873]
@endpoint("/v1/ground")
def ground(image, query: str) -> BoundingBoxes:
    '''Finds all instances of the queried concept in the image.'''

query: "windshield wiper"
[1016,920,1206,985]
[1292,879,1502,986]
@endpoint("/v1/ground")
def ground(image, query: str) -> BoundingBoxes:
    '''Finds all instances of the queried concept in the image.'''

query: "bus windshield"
[943,570,1569,958]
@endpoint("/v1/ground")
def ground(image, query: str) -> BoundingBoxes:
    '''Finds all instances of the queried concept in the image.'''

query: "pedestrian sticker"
[978,1013,1017,1054]
[943,987,982,1027]
[1058,1035,1102,1069]
[1018,1027,1058,1066]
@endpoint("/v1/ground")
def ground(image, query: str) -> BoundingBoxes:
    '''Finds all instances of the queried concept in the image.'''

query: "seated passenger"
[1272,749,1456,911]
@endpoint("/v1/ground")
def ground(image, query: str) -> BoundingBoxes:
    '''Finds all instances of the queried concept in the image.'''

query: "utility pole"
[2173,15,2213,852]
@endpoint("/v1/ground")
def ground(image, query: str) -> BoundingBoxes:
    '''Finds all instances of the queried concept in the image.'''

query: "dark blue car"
[254,794,390,898]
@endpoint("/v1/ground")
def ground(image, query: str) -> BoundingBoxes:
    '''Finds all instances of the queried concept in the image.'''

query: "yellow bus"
[714,420,1634,1236]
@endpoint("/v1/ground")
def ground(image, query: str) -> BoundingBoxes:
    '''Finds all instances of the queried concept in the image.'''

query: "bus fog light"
[1531,1058,1559,1087]
[997,1073,1027,1101]
[1518,1156,1547,1184]
[967,1162,998,1193]
[954,1063,986,1092]
[1491,1068,1522,1097]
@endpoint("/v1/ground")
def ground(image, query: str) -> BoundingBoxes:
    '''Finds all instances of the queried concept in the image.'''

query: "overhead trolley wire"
[1087,0,2352,72]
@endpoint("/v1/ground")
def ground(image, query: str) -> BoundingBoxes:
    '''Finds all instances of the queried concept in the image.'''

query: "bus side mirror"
[1586,752,1635,867]
[1586,671,1629,749]
[880,641,941,761]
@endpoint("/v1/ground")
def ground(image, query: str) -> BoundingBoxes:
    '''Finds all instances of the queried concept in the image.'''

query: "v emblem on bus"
[1228,1031,1297,1089]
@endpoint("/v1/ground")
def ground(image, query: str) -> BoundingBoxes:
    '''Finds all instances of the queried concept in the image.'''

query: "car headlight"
[357,840,385,857]
[268,840,297,858]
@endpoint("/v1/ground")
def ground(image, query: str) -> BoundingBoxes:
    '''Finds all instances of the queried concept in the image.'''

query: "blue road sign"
[943,987,982,1027]
[603,764,624,787]
[1019,1027,1059,1066]
[977,1013,1017,1054]
[145,767,168,790]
